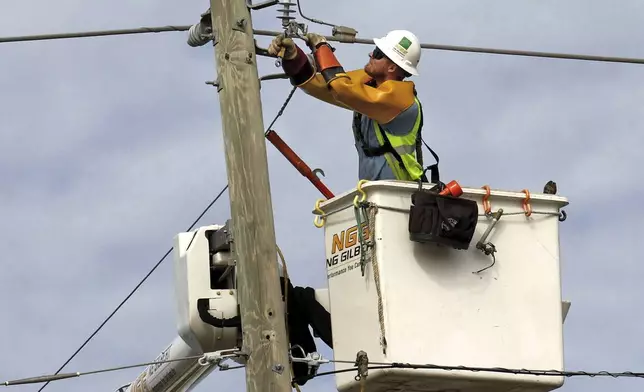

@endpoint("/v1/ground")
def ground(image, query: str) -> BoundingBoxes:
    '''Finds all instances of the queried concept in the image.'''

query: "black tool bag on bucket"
[408,182,479,250]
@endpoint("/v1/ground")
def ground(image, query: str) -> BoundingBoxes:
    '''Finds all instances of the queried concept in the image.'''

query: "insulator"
[187,23,212,47]
[276,0,297,28]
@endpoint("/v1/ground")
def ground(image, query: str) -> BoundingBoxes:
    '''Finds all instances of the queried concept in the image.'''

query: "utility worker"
[268,29,439,183]
[269,30,440,387]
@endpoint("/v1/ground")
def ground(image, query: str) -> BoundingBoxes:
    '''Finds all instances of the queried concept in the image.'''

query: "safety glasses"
[371,46,387,60]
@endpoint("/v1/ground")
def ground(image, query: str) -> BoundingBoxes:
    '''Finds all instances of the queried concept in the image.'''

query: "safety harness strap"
[415,97,441,184]
[352,87,440,183]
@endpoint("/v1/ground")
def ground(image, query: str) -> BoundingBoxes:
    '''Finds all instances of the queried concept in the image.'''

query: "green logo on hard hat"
[398,37,412,50]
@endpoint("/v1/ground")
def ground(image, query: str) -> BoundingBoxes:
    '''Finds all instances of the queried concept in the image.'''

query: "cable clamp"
[198,349,245,367]
[290,348,329,377]
[332,25,358,43]
[285,20,309,39]
[354,350,369,381]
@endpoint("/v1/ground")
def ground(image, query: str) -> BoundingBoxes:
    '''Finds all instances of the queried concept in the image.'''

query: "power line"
[3,352,244,387]
[266,86,297,134]
[8,355,202,387]
[295,0,335,27]
[2,24,644,66]
[10,351,643,389]
[303,358,644,381]
[252,29,644,65]
[0,25,190,43]
[36,185,229,392]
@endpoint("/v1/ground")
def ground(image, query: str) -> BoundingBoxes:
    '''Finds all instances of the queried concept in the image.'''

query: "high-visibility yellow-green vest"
[353,96,439,183]
[372,97,425,181]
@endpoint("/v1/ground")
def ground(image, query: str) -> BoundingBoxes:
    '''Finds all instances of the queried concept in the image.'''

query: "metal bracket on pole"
[255,39,278,58]
[233,18,246,32]
[246,0,279,10]
[258,73,288,89]
[198,348,246,367]
[259,73,288,82]
[289,347,329,378]
[205,75,223,92]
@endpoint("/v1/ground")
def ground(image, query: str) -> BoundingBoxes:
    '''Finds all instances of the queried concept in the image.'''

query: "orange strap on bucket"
[482,185,492,214]
[522,189,532,217]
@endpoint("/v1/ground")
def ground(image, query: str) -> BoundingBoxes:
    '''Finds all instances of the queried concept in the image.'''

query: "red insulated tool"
[439,180,463,197]
[265,130,335,199]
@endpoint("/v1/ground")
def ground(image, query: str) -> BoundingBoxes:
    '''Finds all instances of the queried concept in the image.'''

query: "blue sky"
[1,0,643,391]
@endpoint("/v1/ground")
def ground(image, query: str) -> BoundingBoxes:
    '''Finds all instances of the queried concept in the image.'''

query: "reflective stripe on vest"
[373,97,424,181]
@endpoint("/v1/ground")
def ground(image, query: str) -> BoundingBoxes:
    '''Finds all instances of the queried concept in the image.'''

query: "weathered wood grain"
[208,1,292,391]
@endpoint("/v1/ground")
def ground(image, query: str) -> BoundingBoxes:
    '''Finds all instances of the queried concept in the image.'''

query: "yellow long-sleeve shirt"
[283,46,424,180]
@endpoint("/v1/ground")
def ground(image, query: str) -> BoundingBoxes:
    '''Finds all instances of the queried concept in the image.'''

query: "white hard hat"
[373,30,421,76]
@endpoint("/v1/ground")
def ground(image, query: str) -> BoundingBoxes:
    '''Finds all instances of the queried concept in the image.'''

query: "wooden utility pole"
[207,1,292,392]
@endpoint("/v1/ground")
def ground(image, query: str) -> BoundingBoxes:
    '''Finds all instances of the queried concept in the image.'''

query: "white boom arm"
[119,335,217,392]
[118,221,245,392]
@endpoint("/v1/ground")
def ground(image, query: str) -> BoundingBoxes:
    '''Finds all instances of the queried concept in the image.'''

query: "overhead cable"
[12,350,643,389]
[295,0,335,27]
[0,25,190,43]
[36,185,229,392]
[306,358,644,381]
[1,24,644,65]
[252,29,644,65]
[3,352,244,387]
[265,86,297,134]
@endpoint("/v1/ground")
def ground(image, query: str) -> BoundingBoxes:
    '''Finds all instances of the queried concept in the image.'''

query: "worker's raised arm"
[326,72,415,124]
[308,35,416,124]
[268,36,350,110]
[285,47,352,110]
[268,34,415,122]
